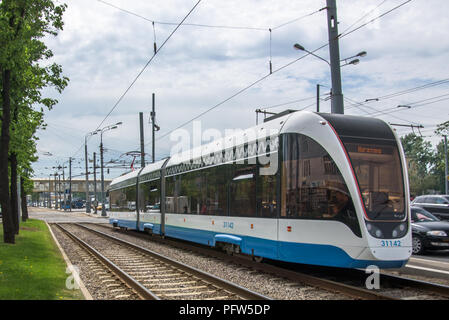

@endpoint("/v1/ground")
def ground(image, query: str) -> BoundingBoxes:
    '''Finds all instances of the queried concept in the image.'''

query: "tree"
[0,0,68,243]
[429,140,447,194]
[434,120,449,193]
[435,121,449,137]
[400,133,436,195]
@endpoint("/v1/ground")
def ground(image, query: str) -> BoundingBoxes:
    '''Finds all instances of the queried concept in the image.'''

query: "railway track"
[83,223,449,300]
[54,223,270,300]
[53,224,142,300]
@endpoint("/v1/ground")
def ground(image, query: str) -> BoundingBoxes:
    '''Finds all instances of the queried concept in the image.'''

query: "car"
[411,206,449,254]
[411,195,449,220]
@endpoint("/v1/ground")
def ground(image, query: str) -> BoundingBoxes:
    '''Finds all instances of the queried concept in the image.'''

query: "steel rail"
[379,272,449,298]
[55,223,160,300]
[85,223,396,300]
[88,223,449,299]
[73,223,271,300]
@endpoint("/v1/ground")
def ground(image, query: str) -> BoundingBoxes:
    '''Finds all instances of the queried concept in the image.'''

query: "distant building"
[30,178,112,206]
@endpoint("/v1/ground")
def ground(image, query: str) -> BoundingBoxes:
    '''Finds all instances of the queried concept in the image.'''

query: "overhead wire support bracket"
[389,123,424,136]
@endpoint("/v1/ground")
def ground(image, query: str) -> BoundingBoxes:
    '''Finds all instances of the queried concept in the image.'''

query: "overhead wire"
[339,0,413,38]
[367,93,449,117]
[47,0,415,173]
[153,42,330,143]
[68,0,203,159]
[365,78,449,101]
[153,0,415,143]
[339,0,389,36]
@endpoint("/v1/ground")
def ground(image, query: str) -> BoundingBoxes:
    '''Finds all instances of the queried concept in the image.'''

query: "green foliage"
[435,121,449,137]
[401,133,434,177]
[1,0,69,243]
[401,130,448,195]
[0,0,69,182]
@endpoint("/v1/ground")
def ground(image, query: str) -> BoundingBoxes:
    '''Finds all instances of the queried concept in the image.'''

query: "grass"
[0,219,84,300]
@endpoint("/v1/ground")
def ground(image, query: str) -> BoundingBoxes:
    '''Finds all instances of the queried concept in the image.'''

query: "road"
[27,206,109,224]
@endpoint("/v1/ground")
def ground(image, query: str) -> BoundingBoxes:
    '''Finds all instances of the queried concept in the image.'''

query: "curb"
[45,221,93,300]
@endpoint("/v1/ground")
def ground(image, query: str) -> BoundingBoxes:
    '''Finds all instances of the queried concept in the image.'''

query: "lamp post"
[293,43,366,114]
[293,43,331,66]
[48,174,52,208]
[85,130,100,213]
[445,135,448,195]
[100,122,122,216]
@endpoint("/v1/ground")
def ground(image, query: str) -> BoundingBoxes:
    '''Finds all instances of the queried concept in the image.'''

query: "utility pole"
[139,112,145,168]
[69,157,72,212]
[54,173,58,209]
[445,135,448,195]
[316,84,320,112]
[93,152,97,214]
[62,167,66,211]
[99,122,122,217]
[84,143,91,213]
[151,93,156,163]
[100,138,105,216]
[48,175,52,208]
[326,0,344,114]
[58,173,61,210]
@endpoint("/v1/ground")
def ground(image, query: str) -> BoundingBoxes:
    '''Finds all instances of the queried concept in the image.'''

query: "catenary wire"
[68,0,203,159]
[153,1,415,143]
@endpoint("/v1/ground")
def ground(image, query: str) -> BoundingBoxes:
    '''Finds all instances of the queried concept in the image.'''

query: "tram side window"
[281,133,361,237]
[140,180,161,212]
[258,159,278,218]
[109,189,122,212]
[230,164,257,217]
[165,168,228,216]
[178,170,206,215]
[204,166,228,216]
[109,185,136,211]
[165,175,183,213]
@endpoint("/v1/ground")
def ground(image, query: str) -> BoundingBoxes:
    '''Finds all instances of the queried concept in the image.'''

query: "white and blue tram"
[108,111,412,269]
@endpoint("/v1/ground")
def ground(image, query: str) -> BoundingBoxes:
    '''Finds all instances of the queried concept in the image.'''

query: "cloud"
[33,0,449,178]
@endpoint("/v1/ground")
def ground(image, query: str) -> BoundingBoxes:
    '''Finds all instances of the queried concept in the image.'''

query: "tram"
[108,111,412,268]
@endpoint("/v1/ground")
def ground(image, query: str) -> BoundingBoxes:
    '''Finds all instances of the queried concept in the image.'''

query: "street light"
[293,43,330,66]
[85,129,100,213]
[340,51,366,63]
[293,43,366,68]
[293,43,366,114]
[341,58,359,67]
[99,122,122,216]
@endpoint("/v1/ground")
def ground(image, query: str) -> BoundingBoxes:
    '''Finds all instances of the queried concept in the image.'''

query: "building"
[30,177,112,207]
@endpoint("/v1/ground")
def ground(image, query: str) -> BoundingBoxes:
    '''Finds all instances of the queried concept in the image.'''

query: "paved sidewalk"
[28,207,110,224]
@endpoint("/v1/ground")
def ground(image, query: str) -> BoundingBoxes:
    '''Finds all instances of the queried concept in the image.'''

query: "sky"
[33,0,449,180]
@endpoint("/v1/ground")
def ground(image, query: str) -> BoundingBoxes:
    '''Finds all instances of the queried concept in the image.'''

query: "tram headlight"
[366,223,384,238]
[392,223,408,238]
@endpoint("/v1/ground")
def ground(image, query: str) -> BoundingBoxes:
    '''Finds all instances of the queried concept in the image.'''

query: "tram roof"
[165,112,294,168]
[109,110,306,187]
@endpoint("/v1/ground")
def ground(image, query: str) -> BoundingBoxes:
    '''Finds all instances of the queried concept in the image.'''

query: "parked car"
[71,200,84,209]
[411,195,449,220]
[411,206,449,254]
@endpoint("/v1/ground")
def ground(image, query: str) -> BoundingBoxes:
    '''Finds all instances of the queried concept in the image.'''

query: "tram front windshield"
[342,139,405,221]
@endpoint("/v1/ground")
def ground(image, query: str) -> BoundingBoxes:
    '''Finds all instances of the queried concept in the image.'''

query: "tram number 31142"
[381,240,402,247]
